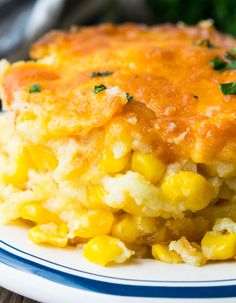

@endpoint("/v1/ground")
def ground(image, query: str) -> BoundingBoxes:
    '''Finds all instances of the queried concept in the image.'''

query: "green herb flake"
[29,84,41,94]
[90,71,113,77]
[209,56,226,71]
[92,84,107,94]
[126,92,134,102]
[226,61,236,70]
[219,82,236,95]
[194,39,215,48]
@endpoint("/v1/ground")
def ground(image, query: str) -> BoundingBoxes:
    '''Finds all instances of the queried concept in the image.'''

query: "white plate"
[0,223,236,303]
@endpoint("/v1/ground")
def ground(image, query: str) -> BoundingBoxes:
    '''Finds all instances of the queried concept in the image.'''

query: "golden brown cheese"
[1,23,236,163]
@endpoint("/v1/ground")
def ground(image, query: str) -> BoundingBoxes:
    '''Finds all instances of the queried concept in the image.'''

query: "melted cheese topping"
[1,24,236,163]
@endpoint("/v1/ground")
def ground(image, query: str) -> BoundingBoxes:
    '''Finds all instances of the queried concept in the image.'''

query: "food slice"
[1,22,236,266]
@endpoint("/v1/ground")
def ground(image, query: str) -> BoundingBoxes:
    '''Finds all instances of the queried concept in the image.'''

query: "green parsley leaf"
[209,56,226,71]
[209,49,236,72]
[29,84,41,93]
[92,84,107,94]
[126,92,134,102]
[226,61,236,70]
[219,82,236,95]
[194,39,215,48]
[90,71,113,77]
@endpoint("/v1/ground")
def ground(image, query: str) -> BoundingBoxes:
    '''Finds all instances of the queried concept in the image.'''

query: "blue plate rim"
[1,241,236,298]
[1,240,236,284]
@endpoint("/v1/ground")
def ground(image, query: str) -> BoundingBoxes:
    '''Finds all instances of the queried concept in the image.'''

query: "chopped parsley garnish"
[209,56,226,71]
[92,84,107,94]
[219,82,236,95]
[126,92,134,102]
[194,39,215,48]
[209,48,236,72]
[225,61,236,70]
[29,84,41,93]
[90,71,113,77]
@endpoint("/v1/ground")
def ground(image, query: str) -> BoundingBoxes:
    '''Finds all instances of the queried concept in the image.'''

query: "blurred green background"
[1,0,236,61]
[148,0,236,35]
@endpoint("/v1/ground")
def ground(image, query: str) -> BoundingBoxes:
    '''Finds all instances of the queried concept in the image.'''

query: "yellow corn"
[85,185,108,209]
[101,150,130,174]
[2,147,33,186]
[152,243,183,264]
[27,145,58,171]
[83,235,134,266]
[201,231,236,260]
[161,171,214,212]
[131,152,166,184]
[20,203,61,224]
[123,195,145,216]
[18,110,36,122]
[29,223,68,248]
[111,214,157,243]
[72,209,114,238]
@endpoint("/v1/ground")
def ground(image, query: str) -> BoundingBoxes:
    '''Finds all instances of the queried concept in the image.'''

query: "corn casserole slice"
[1,22,236,266]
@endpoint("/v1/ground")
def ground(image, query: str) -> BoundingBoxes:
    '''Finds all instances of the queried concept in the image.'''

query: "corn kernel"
[20,203,61,224]
[85,185,108,209]
[29,223,68,248]
[101,150,130,174]
[131,152,166,184]
[2,147,33,186]
[152,244,183,264]
[18,110,37,122]
[201,231,236,260]
[70,209,114,238]
[111,214,157,243]
[27,145,58,171]
[83,235,134,266]
[122,195,145,216]
[161,171,214,212]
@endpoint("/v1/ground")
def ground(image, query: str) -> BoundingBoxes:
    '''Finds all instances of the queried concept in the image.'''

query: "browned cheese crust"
[1,23,236,163]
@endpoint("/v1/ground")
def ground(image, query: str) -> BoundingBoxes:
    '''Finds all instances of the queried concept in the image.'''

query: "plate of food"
[0,21,236,303]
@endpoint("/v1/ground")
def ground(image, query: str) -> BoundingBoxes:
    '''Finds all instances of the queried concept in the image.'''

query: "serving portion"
[1,22,236,267]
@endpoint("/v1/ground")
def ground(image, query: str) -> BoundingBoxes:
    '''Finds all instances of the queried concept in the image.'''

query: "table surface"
[0,288,38,303]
